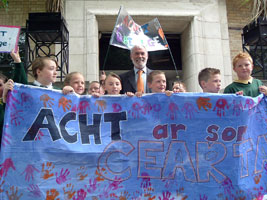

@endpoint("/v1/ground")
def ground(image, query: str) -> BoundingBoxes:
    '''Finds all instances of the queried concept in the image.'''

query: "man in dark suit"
[120,45,152,94]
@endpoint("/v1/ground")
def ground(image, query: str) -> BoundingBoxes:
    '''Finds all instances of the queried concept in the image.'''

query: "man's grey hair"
[130,45,147,54]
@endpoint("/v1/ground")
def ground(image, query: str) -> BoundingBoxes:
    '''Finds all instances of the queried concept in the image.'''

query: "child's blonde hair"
[147,70,165,84]
[32,57,58,79]
[63,72,83,86]
[233,52,253,68]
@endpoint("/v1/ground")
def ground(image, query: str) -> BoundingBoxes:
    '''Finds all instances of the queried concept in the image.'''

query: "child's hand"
[10,48,21,63]
[91,92,100,98]
[165,90,173,96]
[259,86,267,95]
[62,86,74,95]
[126,92,134,97]
[135,91,143,97]
[3,79,14,103]
[236,91,243,96]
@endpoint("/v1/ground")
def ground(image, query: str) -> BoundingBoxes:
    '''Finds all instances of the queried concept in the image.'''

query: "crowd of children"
[1,49,267,148]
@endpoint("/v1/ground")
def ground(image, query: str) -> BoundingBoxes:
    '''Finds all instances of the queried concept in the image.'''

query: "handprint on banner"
[152,104,161,119]
[176,187,188,200]
[0,158,15,177]
[166,102,179,120]
[34,130,44,141]
[129,102,142,118]
[129,101,152,119]
[76,166,88,181]
[1,125,12,147]
[46,188,59,200]
[244,98,255,115]
[20,92,33,109]
[119,191,130,199]
[28,184,41,198]
[6,89,19,110]
[254,174,262,184]
[0,176,4,193]
[95,100,106,112]
[63,183,76,200]
[10,109,24,126]
[197,97,212,111]
[108,176,123,191]
[132,190,142,200]
[112,103,122,112]
[41,162,55,180]
[55,168,70,184]
[21,164,40,182]
[78,100,90,113]
[181,102,198,119]
[59,97,72,112]
[99,185,111,199]
[6,186,23,200]
[73,188,87,200]
[40,94,54,108]
[140,172,152,189]
[95,168,106,182]
[158,191,175,200]
[86,178,99,193]
[220,177,234,198]
[213,98,230,117]
[232,100,244,116]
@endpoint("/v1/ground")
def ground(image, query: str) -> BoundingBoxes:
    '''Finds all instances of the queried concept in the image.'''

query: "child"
[146,70,172,96]
[88,81,100,95]
[104,72,133,96]
[224,52,267,97]
[172,81,187,93]
[31,57,59,89]
[198,68,221,93]
[63,72,85,95]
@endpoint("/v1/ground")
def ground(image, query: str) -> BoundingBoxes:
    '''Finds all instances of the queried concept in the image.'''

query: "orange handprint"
[42,162,55,180]
[95,100,107,112]
[40,94,55,107]
[63,183,76,200]
[6,186,23,200]
[58,97,72,112]
[76,166,88,181]
[95,167,106,182]
[46,188,59,200]
[197,97,212,111]
[254,174,261,184]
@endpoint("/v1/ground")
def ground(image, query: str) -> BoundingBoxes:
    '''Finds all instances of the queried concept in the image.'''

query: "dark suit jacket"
[120,67,152,94]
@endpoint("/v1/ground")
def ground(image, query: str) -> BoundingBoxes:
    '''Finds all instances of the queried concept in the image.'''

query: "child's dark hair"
[147,70,165,84]
[32,57,58,79]
[198,68,220,87]
[0,73,8,83]
[104,72,122,85]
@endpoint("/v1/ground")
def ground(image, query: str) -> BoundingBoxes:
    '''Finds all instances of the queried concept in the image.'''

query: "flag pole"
[155,18,179,79]
[102,6,123,70]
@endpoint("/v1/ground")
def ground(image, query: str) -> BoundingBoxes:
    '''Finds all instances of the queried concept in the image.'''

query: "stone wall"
[0,0,45,26]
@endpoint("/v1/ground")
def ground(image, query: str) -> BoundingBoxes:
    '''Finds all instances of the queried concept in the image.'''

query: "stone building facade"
[0,0,252,92]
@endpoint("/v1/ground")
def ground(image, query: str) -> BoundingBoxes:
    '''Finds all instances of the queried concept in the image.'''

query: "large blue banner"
[1,83,267,200]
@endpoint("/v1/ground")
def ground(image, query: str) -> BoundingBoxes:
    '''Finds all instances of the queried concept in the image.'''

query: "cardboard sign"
[0,25,20,53]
